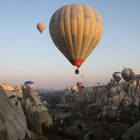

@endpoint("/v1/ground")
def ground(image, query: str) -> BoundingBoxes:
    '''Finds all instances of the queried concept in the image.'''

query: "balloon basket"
[75,68,79,74]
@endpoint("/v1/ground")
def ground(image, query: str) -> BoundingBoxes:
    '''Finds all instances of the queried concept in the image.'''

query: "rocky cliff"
[40,78,140,140]
[1,78,140,140]
[0,86,52,140]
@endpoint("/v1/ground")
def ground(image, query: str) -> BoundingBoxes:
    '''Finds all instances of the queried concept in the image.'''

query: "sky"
[0,0,140,89]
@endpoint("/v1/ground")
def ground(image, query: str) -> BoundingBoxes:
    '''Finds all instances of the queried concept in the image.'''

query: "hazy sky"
[0,0,140,89]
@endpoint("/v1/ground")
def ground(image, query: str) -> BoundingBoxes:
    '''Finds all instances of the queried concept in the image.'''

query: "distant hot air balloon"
[24,81,34,90]
[49,4,103,74]
[77,82,84,90]
[132,80,137,89]
[37,22,46,33]
[97,82,100,86]
[121,68,135,82]
[112,72,122,83]
[71,85,79,93]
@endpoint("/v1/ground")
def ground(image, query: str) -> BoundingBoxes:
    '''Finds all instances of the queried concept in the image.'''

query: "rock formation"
[0,89,31,140]
[21,91,52,135]
[1,78,140,140]
[0,84,52,140]
[122,121,140,140]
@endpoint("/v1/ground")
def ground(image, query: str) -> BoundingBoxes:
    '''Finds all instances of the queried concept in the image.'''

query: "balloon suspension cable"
[75,68,79,74]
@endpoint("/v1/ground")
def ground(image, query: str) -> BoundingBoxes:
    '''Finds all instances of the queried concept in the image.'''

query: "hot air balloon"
[112,72,122,83]
[37,22,46,33]
[121,68,135,82]
[132,80,137,89]
[97,82,100,86]
[24,81,34,90]
[77,82,84,90]
[49,4,103,74]
[71,85,79,93]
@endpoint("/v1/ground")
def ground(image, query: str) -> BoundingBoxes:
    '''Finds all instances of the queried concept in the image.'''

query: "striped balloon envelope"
[121,68,135,82]
[112,72,122,83]
[49,3,103,71]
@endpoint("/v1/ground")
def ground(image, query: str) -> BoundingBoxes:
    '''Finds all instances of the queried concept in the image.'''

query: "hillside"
[1,78,140,140]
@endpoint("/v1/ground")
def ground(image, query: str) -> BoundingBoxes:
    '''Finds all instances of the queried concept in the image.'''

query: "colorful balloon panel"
[24,81,34,90]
